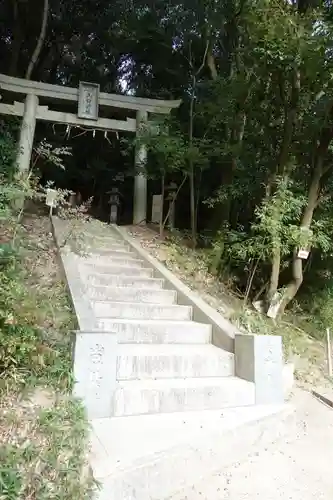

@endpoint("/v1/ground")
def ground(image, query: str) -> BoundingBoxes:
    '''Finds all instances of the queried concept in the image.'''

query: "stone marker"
[73,331,117,419]
[235,334,284,404]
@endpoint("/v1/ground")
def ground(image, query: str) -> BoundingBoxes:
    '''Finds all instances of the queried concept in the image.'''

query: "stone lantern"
[107,187,121,224]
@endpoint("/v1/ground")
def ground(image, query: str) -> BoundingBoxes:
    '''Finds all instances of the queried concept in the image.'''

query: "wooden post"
[17,94,38,172]
[326,328,332,377]
[133,110,148,224]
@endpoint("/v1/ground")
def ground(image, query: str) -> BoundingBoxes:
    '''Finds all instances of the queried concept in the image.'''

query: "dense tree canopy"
[2,0,333,318]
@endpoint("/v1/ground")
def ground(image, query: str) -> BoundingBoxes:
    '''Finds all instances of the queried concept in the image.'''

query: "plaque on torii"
[77,81,100,120]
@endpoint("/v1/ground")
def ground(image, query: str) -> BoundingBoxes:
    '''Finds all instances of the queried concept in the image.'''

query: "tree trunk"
[207,46,218,80]
[268,246,281,301]
[188,72,197,247]
[189,163,196,246]
[159,173,165,238]
[276,122,333,315]
[277,68,300,174]
[25,0,49,79]
[266,68,300,309]
[161,175,187,237]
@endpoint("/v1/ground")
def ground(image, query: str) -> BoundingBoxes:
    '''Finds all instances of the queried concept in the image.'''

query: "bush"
[0,244,53,380]
[0,243,17,268]
[306,286,333,339]
[0,323,41,378]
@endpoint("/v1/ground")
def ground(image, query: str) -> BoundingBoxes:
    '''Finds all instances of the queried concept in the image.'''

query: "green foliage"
[2,0,333,315]
[0,323,41,377]
[32,140,72,172]
[0,120,18,180]
[0,243,17,268]
[0,257,65,384]
[0,121,75,384]
[252,177,306,259]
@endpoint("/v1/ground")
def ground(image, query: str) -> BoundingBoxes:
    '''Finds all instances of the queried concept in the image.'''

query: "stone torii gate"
[0,74,180,224]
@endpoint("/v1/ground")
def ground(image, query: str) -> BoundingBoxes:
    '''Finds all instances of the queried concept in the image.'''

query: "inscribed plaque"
[78,81,99,120]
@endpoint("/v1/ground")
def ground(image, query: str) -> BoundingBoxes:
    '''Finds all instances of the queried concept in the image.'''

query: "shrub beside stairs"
[51,217,294,500]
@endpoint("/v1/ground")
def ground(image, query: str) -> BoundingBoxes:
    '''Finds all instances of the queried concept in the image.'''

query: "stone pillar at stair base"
[73,331,117,419]
[133,110,148,225]
[17,94,38,173]
[234,334,284,405]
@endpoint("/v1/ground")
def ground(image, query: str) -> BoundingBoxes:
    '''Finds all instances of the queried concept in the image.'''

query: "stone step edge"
[91,299,192,312]
[115,375,253,390]
[80,264,153,276]
[115,343,233,355]
[81,259,145,269]
[83,254,144,264]
[83,275,164,288]
[74,320,210,332]
[86,286,177,303]
[87,285,176,296]
[90,299,190,309]
[84,249,136,257]
[91,301,193,320]
[83,272,163,283]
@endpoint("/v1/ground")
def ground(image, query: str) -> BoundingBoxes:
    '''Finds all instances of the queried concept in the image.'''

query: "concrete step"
[85,243,132,257]
[114,376,255,416]
[83,235,127,248]
[84,231,122,240]
[83,273,164,289]
[80,263,153,277]
[87,286,176,304]
[83,255,145,268]
[116,344,234,380]
[92,301,192,321]
[85,248,136,258]
[97,319,212,344]
[91,404,293,500]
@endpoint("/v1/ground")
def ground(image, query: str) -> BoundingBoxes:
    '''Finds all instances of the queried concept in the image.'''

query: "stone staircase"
[77,225,256,418]
[52,218,291,500]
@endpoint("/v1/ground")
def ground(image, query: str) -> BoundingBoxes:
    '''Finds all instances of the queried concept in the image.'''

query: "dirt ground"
[169,388,333,499]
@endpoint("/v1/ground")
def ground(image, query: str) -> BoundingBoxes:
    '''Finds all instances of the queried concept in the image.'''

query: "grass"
[127,224,331,390]
[0,212,95,499]
[0,396,92,500]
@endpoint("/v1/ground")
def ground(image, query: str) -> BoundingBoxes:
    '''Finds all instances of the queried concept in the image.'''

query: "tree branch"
[25,0,49,79]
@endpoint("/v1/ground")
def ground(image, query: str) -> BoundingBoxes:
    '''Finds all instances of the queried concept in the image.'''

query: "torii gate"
[0,74,180,224]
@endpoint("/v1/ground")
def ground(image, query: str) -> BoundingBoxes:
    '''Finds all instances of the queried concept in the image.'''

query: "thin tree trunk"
[25,0,49,79]
[186,40,209,246]
[162,175,187,230]
[268,246,281,302]
[188,70,197,247]
[207,45,218,80]
[189,164,196,246]
[277,68,300,174]
[266,67,300,308]
[159,173,165,238]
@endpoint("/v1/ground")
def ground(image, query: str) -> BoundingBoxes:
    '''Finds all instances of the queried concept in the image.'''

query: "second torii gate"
[0,74,180,224]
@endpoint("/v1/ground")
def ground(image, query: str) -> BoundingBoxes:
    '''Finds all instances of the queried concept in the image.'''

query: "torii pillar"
[133,110,148,225]
[17,94,38,173]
